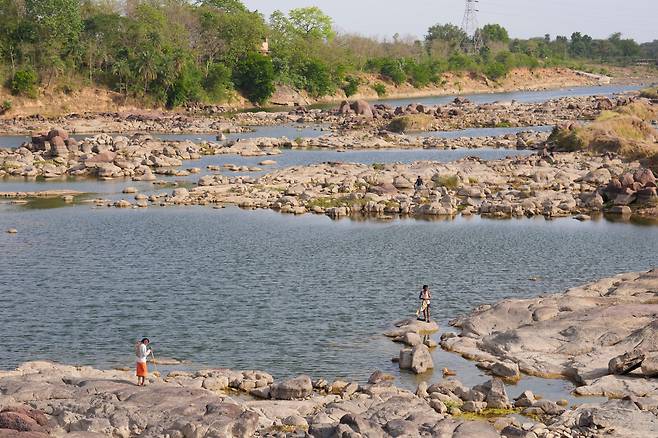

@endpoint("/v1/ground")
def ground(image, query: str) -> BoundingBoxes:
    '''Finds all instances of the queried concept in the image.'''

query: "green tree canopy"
[481,24,509,44]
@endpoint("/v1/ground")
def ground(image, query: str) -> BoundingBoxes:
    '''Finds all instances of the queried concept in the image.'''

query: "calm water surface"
[1,206,656,401]
[374,84,641,107]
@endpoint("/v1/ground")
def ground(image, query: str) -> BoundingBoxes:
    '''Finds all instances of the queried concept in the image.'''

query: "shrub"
[548,126,589,152]
[233,52,275,105]
[447,53,478,71]
[204,63,233,102]
[372,83,386,97]
[380,58,406,85]
[484,61,509,80]
[301,58,335,98]
[639,87,658,100]
[342,75,360,97]
[9,69,38,97]
[367,57,406,85]
[166,64,203,108]
[405,61,434,88]
[0,100,11,115]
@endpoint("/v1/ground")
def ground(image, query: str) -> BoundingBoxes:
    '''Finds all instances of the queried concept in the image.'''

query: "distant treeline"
[0,0,655,107]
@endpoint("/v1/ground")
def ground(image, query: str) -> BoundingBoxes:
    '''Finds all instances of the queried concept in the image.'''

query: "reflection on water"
[0,207,656,402]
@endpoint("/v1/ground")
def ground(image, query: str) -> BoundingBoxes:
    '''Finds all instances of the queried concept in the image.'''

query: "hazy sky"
[243,0,657,43]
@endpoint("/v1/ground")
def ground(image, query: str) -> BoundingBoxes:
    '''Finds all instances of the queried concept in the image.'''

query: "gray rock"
[641,353,658,377]
[533,399,565,416]
[609,350,645,375]
[410,344,434,374]
[338,413,384,437]
[367,371,395,384]
[269,375,313,400]
[491,361,521,381]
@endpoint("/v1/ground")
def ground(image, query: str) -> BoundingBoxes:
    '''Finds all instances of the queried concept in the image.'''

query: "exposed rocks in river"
[443,269,658,399]
[2,360,650,438]
[140,151,658,220]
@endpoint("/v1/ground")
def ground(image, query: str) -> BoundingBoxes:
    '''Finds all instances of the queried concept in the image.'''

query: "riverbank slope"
[0,66,650,119]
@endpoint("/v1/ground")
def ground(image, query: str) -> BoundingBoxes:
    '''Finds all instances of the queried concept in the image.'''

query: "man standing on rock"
[416,285,431,323]
[135,338,152,386]
[414,176,424,191]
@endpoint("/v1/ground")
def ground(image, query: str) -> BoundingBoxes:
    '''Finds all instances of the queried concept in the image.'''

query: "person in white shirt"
[135,338,152,386]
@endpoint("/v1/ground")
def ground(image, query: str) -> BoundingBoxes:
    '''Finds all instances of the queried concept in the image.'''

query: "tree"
[198,5,267,68]
[24,0,83,81]
[200,0,248,14]
[569,32,593,58]
[233,52,275,104]
[425,23,466,56]
[481,24,509,45]
[287,7,334,41]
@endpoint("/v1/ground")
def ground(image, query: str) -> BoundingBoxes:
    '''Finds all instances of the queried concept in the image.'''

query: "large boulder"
[474,378,510,409]
[350,100,373,118]
[491,361,521,382]
[47,128,69,141]
[269,375,313,400]
[48,136,68,157]
[609,350,645,375]
[410,344,434,374]
[641,353,658,377]
[337,413,385,438]
[634,168,655,186]
[338,100,353,115]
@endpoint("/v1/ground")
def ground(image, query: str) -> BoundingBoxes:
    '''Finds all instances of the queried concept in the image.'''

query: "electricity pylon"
[461,0,483,53]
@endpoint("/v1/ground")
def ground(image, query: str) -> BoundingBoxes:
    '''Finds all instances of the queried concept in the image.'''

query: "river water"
[0,84,654,403]
[374,84,641,107]
[1,206,657,401]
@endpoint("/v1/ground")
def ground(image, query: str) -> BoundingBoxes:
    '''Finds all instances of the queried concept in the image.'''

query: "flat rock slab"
[444,269,658,396]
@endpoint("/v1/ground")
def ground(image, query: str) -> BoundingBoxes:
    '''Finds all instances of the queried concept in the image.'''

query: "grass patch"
[433,174,460,189]
[548,101,658,168]
[372,163,386,170]
[387,114,436,133]
[455,407,522,421]
[306,196,367,210]
[639,87,658,100]
[372,83,387,97]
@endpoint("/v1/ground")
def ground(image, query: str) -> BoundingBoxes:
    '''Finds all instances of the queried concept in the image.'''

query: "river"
[0,84,654,403]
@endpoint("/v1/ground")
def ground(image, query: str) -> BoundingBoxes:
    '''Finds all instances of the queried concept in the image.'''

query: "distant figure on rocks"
[414,176,424,191]
[135,338,152,386]
[416,285,432,322]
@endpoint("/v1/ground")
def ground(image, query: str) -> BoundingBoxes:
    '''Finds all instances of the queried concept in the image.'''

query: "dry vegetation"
[549,100,658,168]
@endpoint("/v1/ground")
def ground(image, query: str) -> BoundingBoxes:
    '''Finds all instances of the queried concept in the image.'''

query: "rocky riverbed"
[0,93,631,138]
[259,95,623,134]
[0,128,284,180]
[109,150,655,221]
[0,126,546,180]
[443,269,658,399]
[3,270,658,438]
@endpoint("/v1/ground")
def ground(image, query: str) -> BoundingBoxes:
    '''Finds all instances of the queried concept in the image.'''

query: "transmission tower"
[461,0,483,53]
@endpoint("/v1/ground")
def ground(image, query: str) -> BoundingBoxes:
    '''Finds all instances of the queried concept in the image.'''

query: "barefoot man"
[135,338,152,386]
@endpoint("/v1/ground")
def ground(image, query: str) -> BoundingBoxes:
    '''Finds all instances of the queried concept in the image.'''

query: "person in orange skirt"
[135,338,152,386]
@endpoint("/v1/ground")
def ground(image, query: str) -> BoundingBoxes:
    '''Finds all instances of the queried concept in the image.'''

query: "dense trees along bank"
[0,0,655,108]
